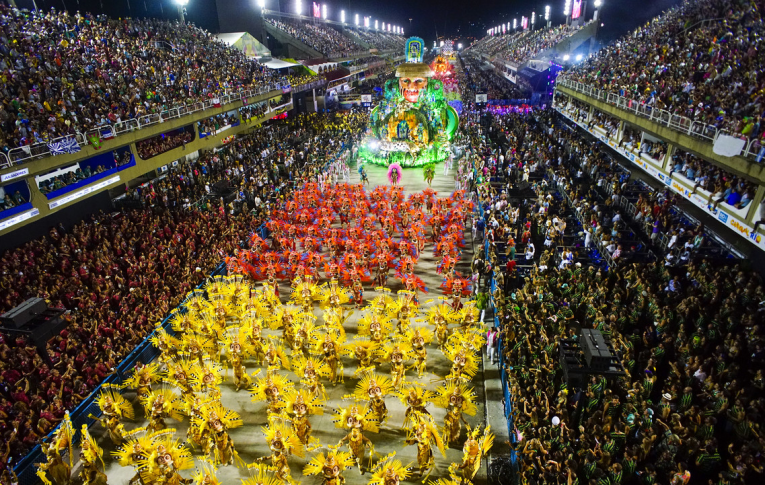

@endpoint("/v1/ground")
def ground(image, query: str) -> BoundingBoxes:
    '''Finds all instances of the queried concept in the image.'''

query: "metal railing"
[556,78,763,161]
[3,84,284,168]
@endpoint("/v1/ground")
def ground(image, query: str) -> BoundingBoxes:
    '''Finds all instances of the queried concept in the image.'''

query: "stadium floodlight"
[355,13,359,25]
[175,0,189,23]
[257,0,265,9]
[513,18,517,29]
[576,54,583,61]
[458,43,463,49]
[322,4,327,19]
[340,9,345,23]
[594,0,602,6]
[440,40,444,47]
[295,0,302,15]
[545,5,550,20]
[375,19,379,30]
[532,12,535,26]
[564,0,571,16]
[563,54,570,60]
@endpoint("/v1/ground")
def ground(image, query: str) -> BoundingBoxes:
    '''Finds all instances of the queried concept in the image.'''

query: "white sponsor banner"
[361,95,372,103]
[1,168,29,182]
[0,208,39,231]
[476,94,488,103]
[49,175,121,209]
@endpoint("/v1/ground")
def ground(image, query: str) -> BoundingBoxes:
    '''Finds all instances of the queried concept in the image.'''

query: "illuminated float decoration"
[360,37,459,167]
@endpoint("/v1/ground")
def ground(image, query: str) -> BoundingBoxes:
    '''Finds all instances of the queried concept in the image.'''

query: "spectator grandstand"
[0,7,287,164]
[561,0,765,140]
[265,18,366,57]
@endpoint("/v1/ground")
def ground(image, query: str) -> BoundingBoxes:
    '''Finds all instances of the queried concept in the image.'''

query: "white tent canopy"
[216,32,271,58]
[262,58,302,69]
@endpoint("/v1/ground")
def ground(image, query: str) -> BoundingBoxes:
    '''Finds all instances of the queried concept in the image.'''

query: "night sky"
[12,0,682,47]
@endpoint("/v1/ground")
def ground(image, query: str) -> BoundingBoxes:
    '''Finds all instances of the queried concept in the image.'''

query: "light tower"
[175,0,188,23]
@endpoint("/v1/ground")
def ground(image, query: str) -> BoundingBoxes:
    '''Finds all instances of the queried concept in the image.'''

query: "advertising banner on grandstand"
[476,94,488,103]
[522,17,528,29]
[313,2,321,18]
[556,106,765,252]
[361,95,372,103]
[571,0,582,19]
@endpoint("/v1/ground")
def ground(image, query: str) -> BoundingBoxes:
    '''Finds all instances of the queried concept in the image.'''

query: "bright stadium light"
[458,43,463,49]
[375,19,379,29]
[257,0,265,9]
[340,9,345,23]
[175,0,189,23]
[564,0,571,16]
[440,40,444,46]
[322,4,327,19]
[532,12,536,26]
[576,54,583,61]
[545,5,550,20]
[594,0,602,6]
[295,0,302,15]
[563,54,570,60]
[355,13,359,25]
[513,18,517,29]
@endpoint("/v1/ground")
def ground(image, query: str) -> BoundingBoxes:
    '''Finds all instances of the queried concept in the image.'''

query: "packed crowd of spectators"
[0,109,368,468]
[461,106,765,484]
[463,56,531,100]
[0,7,287,155]
[504,23,588,65]
[350,29,406,51]
[136,128,194,160]
[562,0,765,140]
[265,18,365,57]
[557,96,758,216]
[467,23,587,65]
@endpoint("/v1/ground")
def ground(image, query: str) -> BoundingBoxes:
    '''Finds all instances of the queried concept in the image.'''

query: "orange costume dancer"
[442,277,472,311]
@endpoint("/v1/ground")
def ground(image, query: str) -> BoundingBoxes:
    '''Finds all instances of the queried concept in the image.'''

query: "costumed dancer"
[449,426,494,481]
[142,389,183,433]
[193,401,243,466]
[292,354,330,399]
[259,421,306,485]
[335,404,379,475]
[378,341,413,392]
[405,412,446,478]
[351,373,394,426]
[36,412,74,485]
[250,374,295,418]
[407,328,434,379]
[303,447,355,485]
[434,382,477,446]
[366,453,410,485]
[92,385,134,445]
[387,163,403,187]
[397,384,435,430]
[78,425,108,485]
[283,389,325,445]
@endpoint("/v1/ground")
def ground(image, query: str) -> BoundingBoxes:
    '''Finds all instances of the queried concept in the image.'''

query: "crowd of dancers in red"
[226,182,475,307]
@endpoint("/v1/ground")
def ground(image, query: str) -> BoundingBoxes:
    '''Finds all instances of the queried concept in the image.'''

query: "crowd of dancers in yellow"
[36,274,492,485]
[35,183,492,485]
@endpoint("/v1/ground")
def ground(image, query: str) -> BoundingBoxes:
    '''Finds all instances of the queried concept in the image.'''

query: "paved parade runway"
[100,161,491,485]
